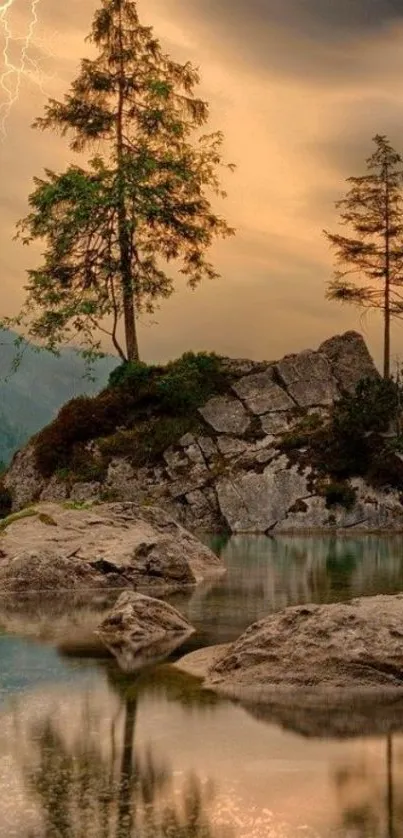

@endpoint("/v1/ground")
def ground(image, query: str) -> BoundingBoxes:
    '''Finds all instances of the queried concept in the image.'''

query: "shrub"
[333,376,399,437]
[323,481,356,510]
[311,377,399,480]
[98,415,201,468]
[156,352,228,415]
[34,351,228,478]
[0,481,12,519]
[108,360,155,389]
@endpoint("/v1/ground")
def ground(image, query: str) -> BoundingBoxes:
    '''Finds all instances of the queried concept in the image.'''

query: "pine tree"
[7,0,234,362]
[324,134,403,378]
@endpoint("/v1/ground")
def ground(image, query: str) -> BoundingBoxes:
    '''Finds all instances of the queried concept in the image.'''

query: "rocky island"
[3,329,403,534]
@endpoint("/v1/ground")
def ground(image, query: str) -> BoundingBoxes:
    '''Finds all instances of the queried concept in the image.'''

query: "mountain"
[0,330,118,465]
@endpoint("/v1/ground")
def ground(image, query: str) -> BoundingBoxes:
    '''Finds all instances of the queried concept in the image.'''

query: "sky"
[1,0,403,367]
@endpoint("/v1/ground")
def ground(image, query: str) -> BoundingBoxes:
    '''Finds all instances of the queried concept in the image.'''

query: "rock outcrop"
[0,502,224,594]
[4,330,393,534]
[203,595,403,701]
[98,591,195,671]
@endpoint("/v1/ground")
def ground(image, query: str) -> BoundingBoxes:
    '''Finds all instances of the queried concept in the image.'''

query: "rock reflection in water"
[3,535,403,652]
[169,534,403,644]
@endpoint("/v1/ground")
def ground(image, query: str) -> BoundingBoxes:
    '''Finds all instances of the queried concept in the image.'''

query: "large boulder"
[204,595,403,702]
[319,330,379,393]
[97,590,195,671]
[0,502,224,594]
[216,459,309,532]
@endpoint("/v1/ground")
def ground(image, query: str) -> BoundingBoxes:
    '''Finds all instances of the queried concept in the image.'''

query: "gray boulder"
[0,502,224,594]
[216,462,309,532]
[206,595,403,701]
[2,331,387,535]
[319,330,379,393]
[98,591,195,672]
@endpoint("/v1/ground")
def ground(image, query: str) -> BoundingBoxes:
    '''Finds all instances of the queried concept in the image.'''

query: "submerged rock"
[206,595,403,700]
[98,591,195,672]
[0,501,224,594]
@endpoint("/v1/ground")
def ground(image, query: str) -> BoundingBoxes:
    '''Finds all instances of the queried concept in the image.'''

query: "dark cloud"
[156,0,403,85]
[168,0,403,39]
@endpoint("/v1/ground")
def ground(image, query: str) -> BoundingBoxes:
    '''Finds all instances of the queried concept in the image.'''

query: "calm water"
[3,535,403,838]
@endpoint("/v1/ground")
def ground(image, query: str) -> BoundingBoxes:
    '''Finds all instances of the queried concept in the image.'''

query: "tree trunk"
[384,276,391,379]
[117,697,137,838]
[116,2,140,363]
[384,161,391,379]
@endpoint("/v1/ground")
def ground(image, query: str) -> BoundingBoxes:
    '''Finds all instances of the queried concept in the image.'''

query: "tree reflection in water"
[20,664,234,838]
[333,735,403,838]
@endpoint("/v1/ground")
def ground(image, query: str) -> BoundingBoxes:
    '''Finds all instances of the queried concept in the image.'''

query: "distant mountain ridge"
[0,330,118,465]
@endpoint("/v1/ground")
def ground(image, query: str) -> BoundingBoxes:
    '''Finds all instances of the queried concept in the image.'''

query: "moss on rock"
[33,352,229,479]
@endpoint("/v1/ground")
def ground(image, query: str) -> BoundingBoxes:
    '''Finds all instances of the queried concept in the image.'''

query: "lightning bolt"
[0,0,51,139]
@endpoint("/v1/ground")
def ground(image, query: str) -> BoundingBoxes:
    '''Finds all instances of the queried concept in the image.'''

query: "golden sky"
[2,0,403,366]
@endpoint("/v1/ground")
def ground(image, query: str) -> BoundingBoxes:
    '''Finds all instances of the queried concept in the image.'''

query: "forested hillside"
[0,330,117,466]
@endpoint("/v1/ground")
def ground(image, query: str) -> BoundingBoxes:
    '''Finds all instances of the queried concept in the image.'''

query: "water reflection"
[169,534,403,643]
[332,735,403,838]
[3,535,403,649]
[17,665,232,838]
[4,535,403,837]
[5,654,403,838]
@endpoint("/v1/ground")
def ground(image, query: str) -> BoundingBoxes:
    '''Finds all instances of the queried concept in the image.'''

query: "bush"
[323,481,356,510]
[35,351,228,478]
[279,376,401,486]
[34,395,120,477]
[311,377,399,480]
[156,352,227,415]
[333,376,399,437]
[0,481,12,519]
[108,360,160,390]
[98,415,201,467]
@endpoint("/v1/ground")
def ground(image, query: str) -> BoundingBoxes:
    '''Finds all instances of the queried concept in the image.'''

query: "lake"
[2,534,403,838]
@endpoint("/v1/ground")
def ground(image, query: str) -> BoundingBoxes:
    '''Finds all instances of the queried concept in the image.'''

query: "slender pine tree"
[6,0,234,362]
[324,134,403,378]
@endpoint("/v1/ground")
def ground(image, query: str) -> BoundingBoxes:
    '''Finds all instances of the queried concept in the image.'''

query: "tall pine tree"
[324,135,403,378]
[7,0,234,362]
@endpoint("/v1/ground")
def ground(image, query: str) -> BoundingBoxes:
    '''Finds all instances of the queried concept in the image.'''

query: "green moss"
[98,415,202,468]
[63,500,95,510]
[0,506,38,531]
